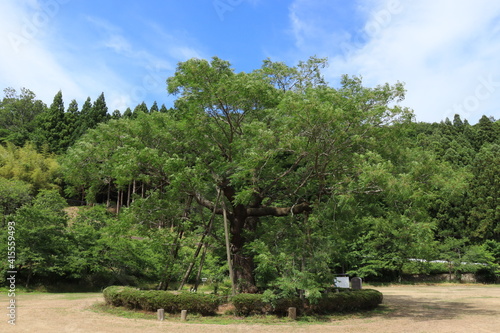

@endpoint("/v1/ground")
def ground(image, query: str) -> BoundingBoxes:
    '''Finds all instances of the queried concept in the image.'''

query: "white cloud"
[0,2,203,113]
[288,0,355,54]
[289,0,500,123]
[145,22,205,62]
[82,17,204,110]
[0,2,129,110]
[0,2,88,104]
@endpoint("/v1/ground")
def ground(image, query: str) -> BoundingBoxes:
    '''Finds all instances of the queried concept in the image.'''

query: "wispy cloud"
[0,1,87,105]
[288,0,500,123]
[82,17,205,109]
[145,21,205,62]
[85,17,133,55]
[288,0,358,55]
[0,2,204,112]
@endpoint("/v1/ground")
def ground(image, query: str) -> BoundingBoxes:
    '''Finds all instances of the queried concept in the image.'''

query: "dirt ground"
[2,284,500,333]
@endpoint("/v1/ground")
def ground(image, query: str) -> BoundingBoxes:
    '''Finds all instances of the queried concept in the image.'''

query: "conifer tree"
[36,91,69,153]
[77,97,93,137]
[473,115,498,150]
[133,102,148,117]
[150,101,159,113]
[112,110,122,119]
[90,92,109,127]
[123,107,133,118]
[77,93,109,137]
[65,99,80,147]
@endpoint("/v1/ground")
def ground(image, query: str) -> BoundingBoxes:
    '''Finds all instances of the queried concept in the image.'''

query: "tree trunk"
[193,188,311,294]
[106,180,111,207]
[220,204,235,296]
[230,208,258,293]
[25,268,32,288]
[127,183,131,206]
[133,180,136,197]
[228,204,310,293]
[120,190,124,213]
[117,189,121,214]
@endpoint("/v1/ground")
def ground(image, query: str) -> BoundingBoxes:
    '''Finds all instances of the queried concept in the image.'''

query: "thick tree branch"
[261,151,307,197]
[246,202,312,217]
[192,192,224,215]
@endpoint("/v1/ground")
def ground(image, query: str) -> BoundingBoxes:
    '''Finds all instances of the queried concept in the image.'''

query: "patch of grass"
[358,304,394,317]
[90,302,156,320]
[90,300,391,325]
[422,305,442,310]
[0,284,101,294]
[186,314,298,325]
[0,286,38,293]
[0,287,46,295]
[61,292,102,300]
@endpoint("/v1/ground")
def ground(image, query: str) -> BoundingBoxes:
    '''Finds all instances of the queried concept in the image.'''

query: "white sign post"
[333,276,350,289]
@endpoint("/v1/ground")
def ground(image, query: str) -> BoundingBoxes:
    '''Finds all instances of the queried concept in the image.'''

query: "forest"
[1,57,499,294]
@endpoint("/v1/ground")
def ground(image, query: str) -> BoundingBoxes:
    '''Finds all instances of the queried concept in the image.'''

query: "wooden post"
[222,196,236,296]
[180,310,187,321]
[288,307,297,320]
[157,309,165,321]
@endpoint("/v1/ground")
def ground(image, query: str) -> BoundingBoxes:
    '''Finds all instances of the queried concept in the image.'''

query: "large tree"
[35,91,69,153]
[0,87,47,145]
[77,93,109,137]
[164,57,410,291]
[63,57,411,292]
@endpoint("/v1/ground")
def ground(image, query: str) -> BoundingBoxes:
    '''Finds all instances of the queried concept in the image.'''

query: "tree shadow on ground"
[383,295,499,321]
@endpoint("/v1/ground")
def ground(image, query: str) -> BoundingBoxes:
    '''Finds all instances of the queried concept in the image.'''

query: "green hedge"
[231,293,268,316]
[103,286,222,315]
[103,287,383,317]
[309,289,383,314]
[231,289,383,317]
[231,294,304,316]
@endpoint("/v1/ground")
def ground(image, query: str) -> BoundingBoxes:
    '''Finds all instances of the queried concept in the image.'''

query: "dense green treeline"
[1,57,499,293]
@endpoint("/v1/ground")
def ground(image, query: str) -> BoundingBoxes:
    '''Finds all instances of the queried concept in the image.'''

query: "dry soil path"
[1,284,500,333]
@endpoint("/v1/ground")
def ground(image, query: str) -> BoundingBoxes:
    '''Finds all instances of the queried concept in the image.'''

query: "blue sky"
[1,0,500,123]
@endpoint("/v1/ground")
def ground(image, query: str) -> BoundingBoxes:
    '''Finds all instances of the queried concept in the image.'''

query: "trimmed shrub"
[103,286,126,307]
[231,293,267,316]
[231,294,303,316]
[103,287,383,317]
[102,286,222,315]
[232,289,382,317]
[308,289,383,314]
[272,296,304,316]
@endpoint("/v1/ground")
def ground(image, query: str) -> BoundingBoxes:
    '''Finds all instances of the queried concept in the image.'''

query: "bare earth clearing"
[2,284,500,333]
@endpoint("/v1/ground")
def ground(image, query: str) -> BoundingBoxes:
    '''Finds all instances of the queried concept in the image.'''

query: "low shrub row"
[102,286,222,315]
[231,289,383,316]
[103,286,383,317]
[231,293,268,316]
[309,289,384,314]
